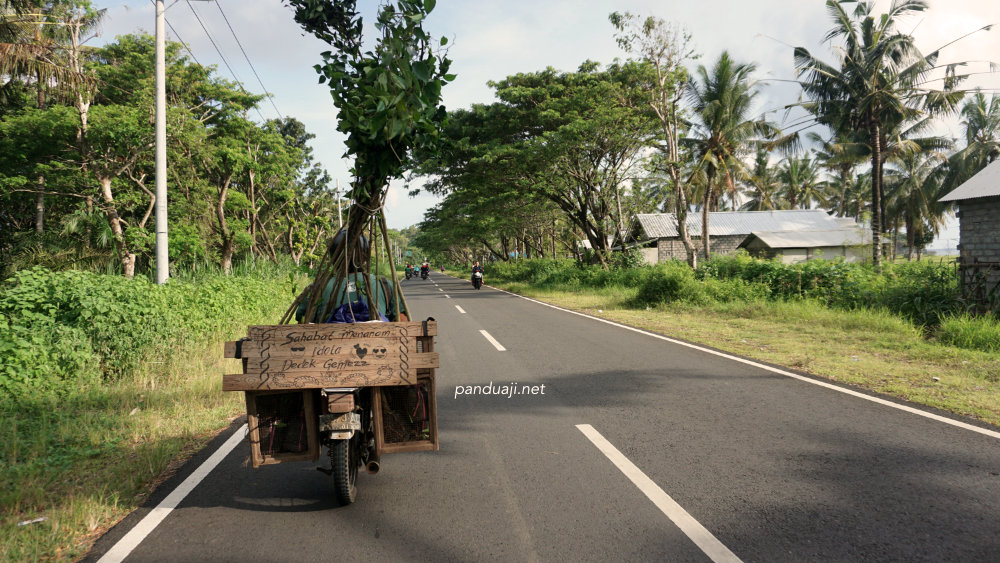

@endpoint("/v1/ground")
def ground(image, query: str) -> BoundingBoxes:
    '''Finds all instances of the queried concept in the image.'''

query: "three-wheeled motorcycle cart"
[223,319,439,504]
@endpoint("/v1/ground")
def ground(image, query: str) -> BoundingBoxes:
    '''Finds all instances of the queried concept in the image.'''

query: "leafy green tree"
[283,0,455,322]
[610,11,699,267]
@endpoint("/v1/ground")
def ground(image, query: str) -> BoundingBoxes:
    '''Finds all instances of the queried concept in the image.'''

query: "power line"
[213,0,284,121]
[147,0,201,66]
[184,0,267,122]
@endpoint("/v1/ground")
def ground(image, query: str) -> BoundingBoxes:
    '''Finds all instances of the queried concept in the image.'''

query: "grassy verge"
[490,280,1000,428]
[0,269,299,561]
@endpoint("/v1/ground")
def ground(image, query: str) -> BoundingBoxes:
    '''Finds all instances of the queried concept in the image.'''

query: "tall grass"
[487,255,996,353]
[0,265,302,561]
[938,314,1000,353]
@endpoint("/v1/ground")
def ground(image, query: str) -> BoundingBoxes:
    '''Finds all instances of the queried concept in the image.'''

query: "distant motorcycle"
[472,270,483,290]
[405,270,412,280]
[420,267,429,280]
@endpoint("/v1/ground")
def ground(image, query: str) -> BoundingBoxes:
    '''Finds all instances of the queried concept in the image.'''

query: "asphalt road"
[86,272,1000,562]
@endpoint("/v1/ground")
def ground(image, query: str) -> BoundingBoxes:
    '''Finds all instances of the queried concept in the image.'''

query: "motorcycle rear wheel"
[331,438,358,505]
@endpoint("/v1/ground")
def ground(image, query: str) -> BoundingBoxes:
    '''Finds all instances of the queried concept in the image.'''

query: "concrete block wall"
[958,197,1000,293]
[656,235,746,262]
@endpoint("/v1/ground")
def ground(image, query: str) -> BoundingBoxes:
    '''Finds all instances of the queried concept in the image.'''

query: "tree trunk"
[905,213,915,262]
[702,167,715,260]
[98,176,135,279]
[838,168,849,217]
[870,122,883,270]
[551,219,557,258]
[35,185,44,234]
[221,236,234,275]
[215,175,233,273]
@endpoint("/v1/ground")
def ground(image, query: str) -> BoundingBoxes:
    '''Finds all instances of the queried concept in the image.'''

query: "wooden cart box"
[224,320,439,467]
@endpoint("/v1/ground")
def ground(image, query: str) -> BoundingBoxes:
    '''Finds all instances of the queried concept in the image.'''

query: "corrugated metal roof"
[636,210,843,238]
[939,159,1000,202]
[743,229,871,249]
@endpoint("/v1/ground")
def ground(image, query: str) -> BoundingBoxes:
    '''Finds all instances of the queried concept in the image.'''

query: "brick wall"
[958,197,1000,301]
[656,235,747,262]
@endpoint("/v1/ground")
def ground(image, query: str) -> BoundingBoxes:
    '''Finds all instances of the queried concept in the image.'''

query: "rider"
[295,229,406,323]
[404,263,414,278]
[471,261,484,282]
[420,262,430,277]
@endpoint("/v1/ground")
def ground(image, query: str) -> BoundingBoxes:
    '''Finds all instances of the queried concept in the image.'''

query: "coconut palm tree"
[809,131,866,217]
[0,1,100,106]
[794,0,972,269]
[740,147,783,211]
[686,50,778,259]
[944,90,1000,190]
[777,154,827,209]
[884,147,951,260]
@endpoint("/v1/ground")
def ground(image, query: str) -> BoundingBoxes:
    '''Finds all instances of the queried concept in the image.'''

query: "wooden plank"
[243,352,439,375]
[245,320,436,345]
[224,341,239,358]
[224,368,418,391]
[245,392,263,468]
[324,393,354,413]
[241,339,429,365]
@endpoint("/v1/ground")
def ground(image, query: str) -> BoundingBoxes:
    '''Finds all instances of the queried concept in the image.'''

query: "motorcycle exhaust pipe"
[365,444,381,474]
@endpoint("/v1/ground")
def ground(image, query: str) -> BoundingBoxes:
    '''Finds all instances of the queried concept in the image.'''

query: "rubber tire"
[332,438,358,505]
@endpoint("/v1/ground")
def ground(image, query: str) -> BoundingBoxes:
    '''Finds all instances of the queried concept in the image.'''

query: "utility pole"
[154,0,168,284]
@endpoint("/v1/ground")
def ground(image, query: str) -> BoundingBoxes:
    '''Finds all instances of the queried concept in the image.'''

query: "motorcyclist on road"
[471,261,484,288]
[420,262,430,278]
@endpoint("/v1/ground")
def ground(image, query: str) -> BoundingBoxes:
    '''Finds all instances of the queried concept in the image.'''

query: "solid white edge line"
[456,305,466,314]
[479,329,507,351]
[491,287,1000,441]
[98,424,248,563]
[576,424,741,563]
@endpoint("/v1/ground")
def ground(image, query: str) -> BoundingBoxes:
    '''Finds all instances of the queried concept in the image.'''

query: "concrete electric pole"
[154,0,168,284]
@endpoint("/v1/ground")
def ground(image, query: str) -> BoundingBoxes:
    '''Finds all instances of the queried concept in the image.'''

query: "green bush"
[938,314,1000,352]
[632,261,705,306]
[0,266,297,402]
[699,252,960,326]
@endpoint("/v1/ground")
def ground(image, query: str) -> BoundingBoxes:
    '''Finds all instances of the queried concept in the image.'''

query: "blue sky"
[93,1,1000,246]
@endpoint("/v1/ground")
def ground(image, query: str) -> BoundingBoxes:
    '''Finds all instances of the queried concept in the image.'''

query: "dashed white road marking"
[98,424,248,563]
[479,330,506,351]
[456,305,466,314]
[445,294,451,299]
[577,424,742,563]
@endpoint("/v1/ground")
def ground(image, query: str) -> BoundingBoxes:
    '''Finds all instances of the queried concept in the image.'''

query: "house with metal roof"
[938,159,1000,311]
[632,210,867,263]
[738,227,871,264]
